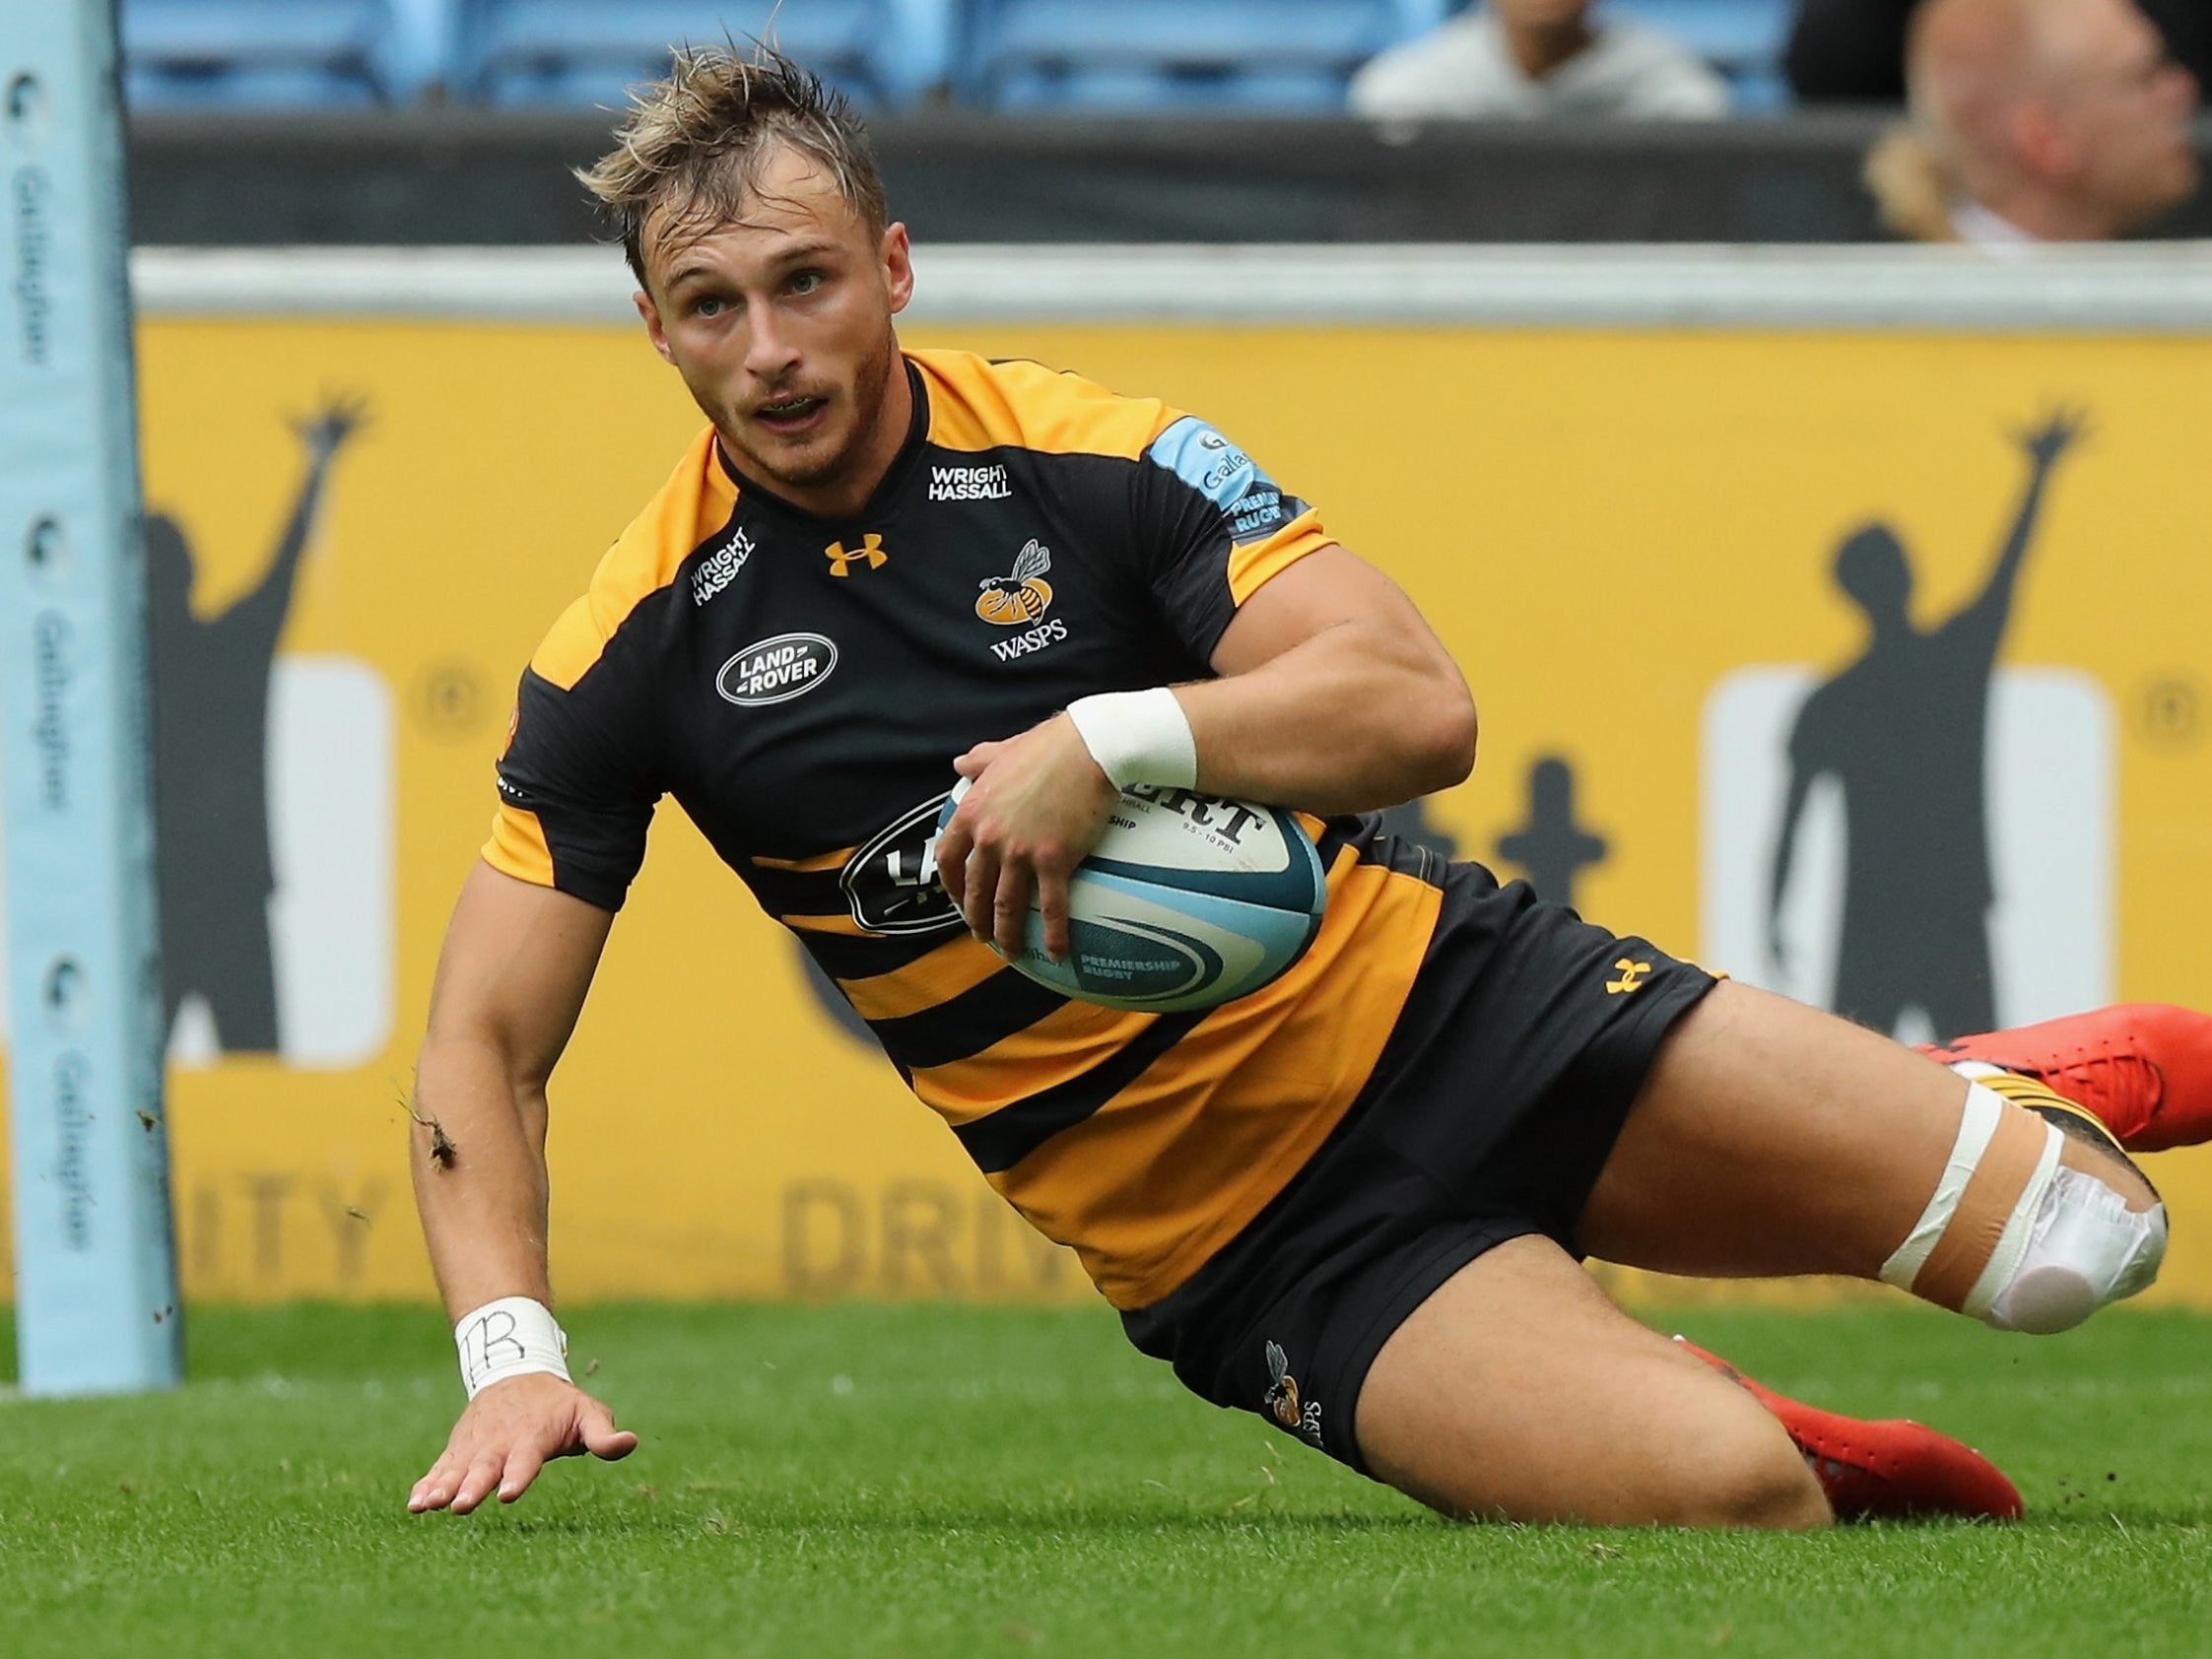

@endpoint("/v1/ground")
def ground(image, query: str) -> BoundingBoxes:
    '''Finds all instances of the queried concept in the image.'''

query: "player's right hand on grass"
[408,1372,637,1514]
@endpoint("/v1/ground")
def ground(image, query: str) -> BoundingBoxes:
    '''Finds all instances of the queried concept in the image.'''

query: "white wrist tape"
[1064,688,1197,791]
[454,1295,570,1399]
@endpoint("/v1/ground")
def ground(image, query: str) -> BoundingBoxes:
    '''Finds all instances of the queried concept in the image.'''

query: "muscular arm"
[411,861,611,1313]
[1183,544,1476,812]
[407,862,637,1513]
[938,545,1475,958]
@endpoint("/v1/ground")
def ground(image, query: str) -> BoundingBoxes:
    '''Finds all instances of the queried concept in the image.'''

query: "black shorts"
[1119,859,1715,1478]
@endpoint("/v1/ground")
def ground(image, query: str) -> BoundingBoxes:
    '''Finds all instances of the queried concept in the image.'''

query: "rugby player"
[406,44,2211,1528]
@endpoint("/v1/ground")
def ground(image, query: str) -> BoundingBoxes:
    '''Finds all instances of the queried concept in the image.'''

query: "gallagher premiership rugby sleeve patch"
[1139,417,1332,655]
[1146,417,1307,547]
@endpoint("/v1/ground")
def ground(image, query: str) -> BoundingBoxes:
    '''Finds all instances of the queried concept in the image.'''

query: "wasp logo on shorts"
[1264,1341,1324,1446]
[976,539,1055,626]
[1263,1341,1301,1427]
[1606,958,1652,995]
[825,533,888,577]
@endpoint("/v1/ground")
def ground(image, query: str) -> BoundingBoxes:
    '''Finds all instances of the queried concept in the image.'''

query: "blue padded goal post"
[0,0,182,1396]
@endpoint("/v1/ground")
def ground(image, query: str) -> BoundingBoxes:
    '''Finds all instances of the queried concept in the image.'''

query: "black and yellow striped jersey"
[485,349,1445,1308]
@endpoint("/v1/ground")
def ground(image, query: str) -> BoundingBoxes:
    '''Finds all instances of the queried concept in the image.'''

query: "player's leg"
[1576,980,2163,1299]
[1523,977,2162,1523]
[1354,1231,1832,1528]
[1671,1334,2022,1521]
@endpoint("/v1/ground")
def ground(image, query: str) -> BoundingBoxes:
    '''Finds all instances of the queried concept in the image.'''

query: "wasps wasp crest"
[975,538,1055,626]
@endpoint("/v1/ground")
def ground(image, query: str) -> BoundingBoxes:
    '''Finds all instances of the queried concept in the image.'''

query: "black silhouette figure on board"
[148,396,366,1054]
[1768,408,2086,1043]
[1495,756,1607,909]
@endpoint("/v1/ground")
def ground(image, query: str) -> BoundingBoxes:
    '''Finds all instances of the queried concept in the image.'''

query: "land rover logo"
[716,632,838,706]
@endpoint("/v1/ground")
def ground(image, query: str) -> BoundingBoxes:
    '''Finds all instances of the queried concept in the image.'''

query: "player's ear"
[635,290,676,365]
[881,223,913,316]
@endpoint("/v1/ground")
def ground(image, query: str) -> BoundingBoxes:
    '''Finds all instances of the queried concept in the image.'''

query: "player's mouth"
[753,394,831,437]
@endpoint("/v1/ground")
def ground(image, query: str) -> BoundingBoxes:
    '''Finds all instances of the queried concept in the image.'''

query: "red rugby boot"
[1919,1003,2212,1154]
[1673,1338,2023,1523]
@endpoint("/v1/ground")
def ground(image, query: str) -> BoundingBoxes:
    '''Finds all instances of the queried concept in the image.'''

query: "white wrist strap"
[454,1295,570,1399]
[1065,688,1198,790]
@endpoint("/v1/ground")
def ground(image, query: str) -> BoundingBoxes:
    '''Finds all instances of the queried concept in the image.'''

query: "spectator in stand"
[1787,0,2212,104]
[1863,0,2199,245]
[1349,0,1731,118]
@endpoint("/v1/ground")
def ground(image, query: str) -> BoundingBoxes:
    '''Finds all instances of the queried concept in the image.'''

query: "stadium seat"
[1605,0,1794,110]
[962,0,1451,112]
[121,0,401,108]
[453,0,956,106]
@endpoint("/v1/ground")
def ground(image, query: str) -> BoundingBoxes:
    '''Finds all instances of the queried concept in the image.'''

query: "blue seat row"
[457,0,956,107]
[125,0,402,107]
[121,0,1792,112]
[968,0,1448,111]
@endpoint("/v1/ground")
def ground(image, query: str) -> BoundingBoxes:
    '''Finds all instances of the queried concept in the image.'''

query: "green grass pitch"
[4,1301,2210,1658]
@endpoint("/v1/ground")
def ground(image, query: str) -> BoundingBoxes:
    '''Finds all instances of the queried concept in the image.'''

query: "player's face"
[2050,0,2198,226]
[636,144,913,516]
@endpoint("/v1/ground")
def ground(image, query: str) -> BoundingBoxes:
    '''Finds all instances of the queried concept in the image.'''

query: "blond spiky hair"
[576,42,887,290]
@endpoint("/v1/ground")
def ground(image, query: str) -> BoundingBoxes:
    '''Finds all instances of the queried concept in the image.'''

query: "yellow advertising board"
[5,301,2211,1307]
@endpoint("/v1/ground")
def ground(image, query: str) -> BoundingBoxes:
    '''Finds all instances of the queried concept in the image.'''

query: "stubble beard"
[738,324,904,497]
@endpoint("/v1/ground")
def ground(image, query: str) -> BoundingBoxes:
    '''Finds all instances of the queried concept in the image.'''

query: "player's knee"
[1882,1084,2167,1335]
[1688,1433,1831,1530]
[1989,1154,2167,1334]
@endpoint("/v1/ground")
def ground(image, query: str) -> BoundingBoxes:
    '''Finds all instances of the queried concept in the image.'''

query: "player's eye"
[790,270,826,297]
[693,295,729,318]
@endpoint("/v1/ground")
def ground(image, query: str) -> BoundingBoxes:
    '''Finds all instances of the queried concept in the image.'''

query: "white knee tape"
[1879,1083,2064,1318]
[1960,1122,2064,1323]
[1985,1168,2168,1335]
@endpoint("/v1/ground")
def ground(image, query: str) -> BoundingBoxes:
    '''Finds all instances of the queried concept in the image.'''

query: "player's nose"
[743,315,802,379]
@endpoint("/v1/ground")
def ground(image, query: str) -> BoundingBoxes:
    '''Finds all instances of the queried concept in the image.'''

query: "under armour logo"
[825,533,888,577]
[1605,958,1651,995]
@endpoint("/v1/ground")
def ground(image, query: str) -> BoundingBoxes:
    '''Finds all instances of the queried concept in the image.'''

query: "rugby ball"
[936,779,1326,1012]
